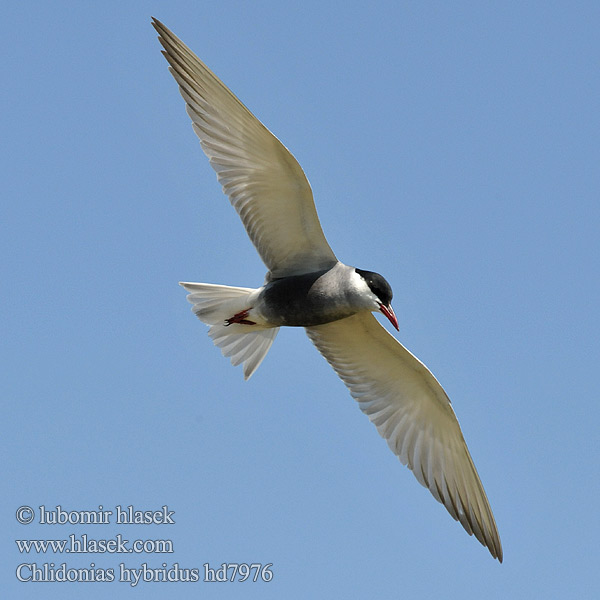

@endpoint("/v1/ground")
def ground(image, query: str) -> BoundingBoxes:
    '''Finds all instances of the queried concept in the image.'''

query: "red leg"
[225,309,256,326]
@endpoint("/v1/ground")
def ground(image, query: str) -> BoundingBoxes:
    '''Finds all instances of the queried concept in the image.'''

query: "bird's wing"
[153,19,338,278]
[305,312,502,561]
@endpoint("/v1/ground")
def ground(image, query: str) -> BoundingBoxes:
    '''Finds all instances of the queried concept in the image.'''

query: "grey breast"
[261,268,359,327]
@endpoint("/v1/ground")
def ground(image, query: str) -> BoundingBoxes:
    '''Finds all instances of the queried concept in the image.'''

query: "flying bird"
[152,18,502,562]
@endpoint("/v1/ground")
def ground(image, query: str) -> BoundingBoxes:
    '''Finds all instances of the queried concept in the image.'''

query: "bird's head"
[354,268,399,331]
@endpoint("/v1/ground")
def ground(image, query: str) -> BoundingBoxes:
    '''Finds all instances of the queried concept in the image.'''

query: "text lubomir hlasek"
[37,505,175,525]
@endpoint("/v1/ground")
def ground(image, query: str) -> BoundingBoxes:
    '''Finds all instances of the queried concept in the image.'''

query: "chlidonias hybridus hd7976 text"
[153,18,502,562]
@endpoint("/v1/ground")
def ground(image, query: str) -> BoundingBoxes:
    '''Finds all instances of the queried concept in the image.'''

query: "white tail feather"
[180,282,278,379]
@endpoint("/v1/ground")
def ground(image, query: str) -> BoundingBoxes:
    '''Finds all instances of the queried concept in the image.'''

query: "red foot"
[225,309,256,326]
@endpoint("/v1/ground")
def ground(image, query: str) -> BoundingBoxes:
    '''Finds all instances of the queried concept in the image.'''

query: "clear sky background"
[2,1,599,598]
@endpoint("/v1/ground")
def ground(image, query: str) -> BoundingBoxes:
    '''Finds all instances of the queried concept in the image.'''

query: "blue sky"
[2,1,599,598]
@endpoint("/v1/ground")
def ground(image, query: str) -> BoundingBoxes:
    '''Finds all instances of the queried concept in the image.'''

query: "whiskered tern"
[153,18,502,561]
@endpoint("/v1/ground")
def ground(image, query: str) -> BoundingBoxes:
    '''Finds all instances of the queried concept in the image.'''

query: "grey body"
[261,264,373,327]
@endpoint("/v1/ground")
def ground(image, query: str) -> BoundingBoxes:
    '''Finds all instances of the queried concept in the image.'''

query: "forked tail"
[180,282,278,380]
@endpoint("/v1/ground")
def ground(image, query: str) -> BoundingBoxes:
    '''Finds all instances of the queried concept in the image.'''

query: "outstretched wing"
[306,311,502,561]
[153,19,337,278]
